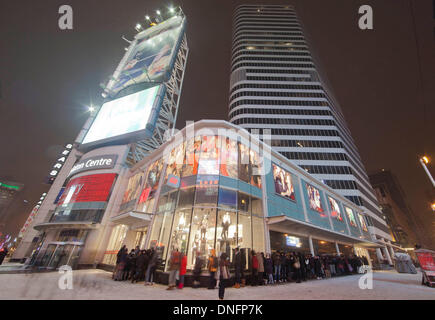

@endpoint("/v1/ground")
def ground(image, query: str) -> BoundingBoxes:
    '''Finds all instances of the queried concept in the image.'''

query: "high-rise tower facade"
[229,4,392,244]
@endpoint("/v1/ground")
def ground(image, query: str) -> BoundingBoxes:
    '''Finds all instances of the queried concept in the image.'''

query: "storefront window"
[187,207,217,269]
[238,211,252,254]
[195,184,218,207]
[102,224,128,265]
[218,188,237,210]
[220,137,238,178]
[216,210,237,261]
[177,187,195,209]
[168,209,192,254]
[251,196,263,216]
[159,211,175,270]
[238,192,250,213]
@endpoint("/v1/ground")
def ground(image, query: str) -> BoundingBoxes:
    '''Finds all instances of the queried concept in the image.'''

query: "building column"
[308,236,315,256]
[388,241,395,259]
[382,246,393,265]
[335,242,341,256]
[376,248,384,262]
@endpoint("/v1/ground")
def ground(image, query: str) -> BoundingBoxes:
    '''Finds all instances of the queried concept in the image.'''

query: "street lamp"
[419,155,435,188]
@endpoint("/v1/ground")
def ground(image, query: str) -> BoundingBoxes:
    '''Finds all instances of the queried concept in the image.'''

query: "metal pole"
[419,158,435,188]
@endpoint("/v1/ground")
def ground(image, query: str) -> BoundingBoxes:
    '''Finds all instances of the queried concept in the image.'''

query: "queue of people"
[113,245,370,300]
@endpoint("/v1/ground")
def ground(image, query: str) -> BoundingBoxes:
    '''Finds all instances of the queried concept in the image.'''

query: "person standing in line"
[251,250,258,286]
[207,249,218,289]
[233,247,242,289]
[218,252,230,300]
[113,245,126,280]
[145,248,157,285]
[292,252,302,283]
[272,251,281,283]
[167,249,181,290]
[178,252,187,289]
[264,253,274,284]
[115,247,128,281]
[257,251,265,285]
[132,250,144,283]
[0,248,8,265]
[192,251,203,288]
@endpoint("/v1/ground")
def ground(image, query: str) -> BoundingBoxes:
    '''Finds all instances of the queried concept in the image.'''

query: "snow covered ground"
[0,269,433,300]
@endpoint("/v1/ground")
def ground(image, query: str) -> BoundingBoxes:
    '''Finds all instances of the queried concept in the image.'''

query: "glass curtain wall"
[146,135,266,271]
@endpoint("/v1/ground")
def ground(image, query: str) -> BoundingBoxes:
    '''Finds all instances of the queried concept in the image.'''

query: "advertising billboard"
[272,164,295,201]
[328,196,343,221]
[306,184,325,215]
[57,173,117,205]
[121,171,145,211]
[345,207,358,228]
[358,213,368,232]
[81,85,164,148]
[107,16,185,96]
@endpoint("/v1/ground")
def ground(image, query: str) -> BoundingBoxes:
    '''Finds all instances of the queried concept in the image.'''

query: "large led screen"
[345,207,358,228]
[82,85,161,146]
[109,16,184,95]
[272,164,295,201]
[328,196,343,221]
[57,173,117,205]
[306,184,325,215]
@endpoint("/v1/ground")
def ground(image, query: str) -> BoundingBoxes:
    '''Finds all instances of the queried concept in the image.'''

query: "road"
[0,269,433,300]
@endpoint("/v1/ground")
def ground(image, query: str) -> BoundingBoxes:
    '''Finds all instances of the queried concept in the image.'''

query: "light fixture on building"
[135,23,142,32]
[431,202,435,212]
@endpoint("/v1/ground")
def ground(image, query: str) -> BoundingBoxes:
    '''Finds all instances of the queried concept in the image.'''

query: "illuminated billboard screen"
[57,173,117,205]
[108,16,185,95]
[345,207,358,227]
[121,171,145,211]
[328,196,343,221]
[306,184,325,215]
[81,85,163,147]
[272,164,295,201]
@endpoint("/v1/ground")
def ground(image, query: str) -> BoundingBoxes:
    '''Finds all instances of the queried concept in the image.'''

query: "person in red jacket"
[178,253,187,289]
[251,250,259,286]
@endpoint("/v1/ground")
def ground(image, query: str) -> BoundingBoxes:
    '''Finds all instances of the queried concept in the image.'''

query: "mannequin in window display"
[200,215,208,240]
[191,234,200,265]
[221,212,231,240]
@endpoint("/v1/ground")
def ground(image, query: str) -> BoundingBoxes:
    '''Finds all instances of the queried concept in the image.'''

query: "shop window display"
[102,224,128,265]
[168,209,192,254]
[220,137,238,178]
[187,207,217,269]
[216,210,238,261]
[238,192,250,213]
[159,211,175,269]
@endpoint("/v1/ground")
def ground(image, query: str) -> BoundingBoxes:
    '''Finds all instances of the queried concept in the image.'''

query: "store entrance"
[40,242,83,269]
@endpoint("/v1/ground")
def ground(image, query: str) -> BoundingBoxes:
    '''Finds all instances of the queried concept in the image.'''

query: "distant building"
[369,170,424,249]
[0,179,24,229]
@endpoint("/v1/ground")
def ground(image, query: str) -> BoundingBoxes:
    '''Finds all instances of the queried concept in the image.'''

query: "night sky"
[0,0,434,246]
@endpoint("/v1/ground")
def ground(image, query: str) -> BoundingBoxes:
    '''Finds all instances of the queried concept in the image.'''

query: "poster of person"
[272,164,295,201]
[345,207,357,227]
[110,16,184,95]
[249,149,262,189]
[306,184,324,215]
[358,213,368,232]
[220,137,238,178]
[328,196,343,221]
[238,142,251,183]
[183,136,201,176]
[165,142,185,184]
[122,171,145,204]
[198,136,219,175]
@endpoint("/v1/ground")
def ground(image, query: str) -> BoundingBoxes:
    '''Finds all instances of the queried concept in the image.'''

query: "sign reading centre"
[68,155,118,177]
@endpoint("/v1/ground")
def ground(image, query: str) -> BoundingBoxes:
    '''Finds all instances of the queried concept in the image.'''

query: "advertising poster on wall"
[122,171,145,205]
[57,173,117,205]
[108,16,185,95]
[183,136,201,177]
[272,164,295,201]
[250,149,262,189]
[138,158,164,206]
[358,213,368,232]
[328,196,343,221]
[345,207,358,227]
[220,137,238,178]
[306,184,325,215]
[198,136,220,175]
[165,142,185,184]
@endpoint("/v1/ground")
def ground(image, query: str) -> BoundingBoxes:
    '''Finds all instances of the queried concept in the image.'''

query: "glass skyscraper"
[229,4,392,244]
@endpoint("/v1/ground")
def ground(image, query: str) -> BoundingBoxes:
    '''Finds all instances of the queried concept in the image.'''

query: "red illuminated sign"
[57,173,117,205]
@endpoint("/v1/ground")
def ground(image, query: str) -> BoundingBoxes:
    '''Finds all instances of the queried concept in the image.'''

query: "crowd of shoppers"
[113,245,370,300]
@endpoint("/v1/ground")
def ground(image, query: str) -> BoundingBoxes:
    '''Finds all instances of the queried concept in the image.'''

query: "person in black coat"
[133,250,146,283]
[233,247,243,288]
[192,252,203,288]
[298,253,307,281]
[0,248,8,265]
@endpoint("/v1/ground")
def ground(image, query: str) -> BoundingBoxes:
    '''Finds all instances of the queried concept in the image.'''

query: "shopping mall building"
[14,120,386,273]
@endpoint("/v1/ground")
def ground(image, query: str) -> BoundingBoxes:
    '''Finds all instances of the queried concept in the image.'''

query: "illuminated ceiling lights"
[419,155,435,188]
[246,46,255,50]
